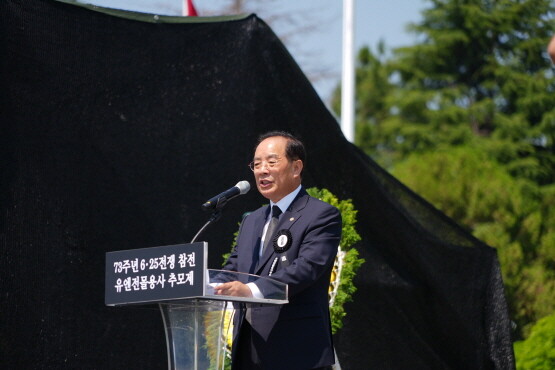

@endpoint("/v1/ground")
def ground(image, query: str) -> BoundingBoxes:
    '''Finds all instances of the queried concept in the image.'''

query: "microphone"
[202,181,250,211]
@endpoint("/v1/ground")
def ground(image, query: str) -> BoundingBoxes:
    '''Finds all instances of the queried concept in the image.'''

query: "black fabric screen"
[0,0,514,368]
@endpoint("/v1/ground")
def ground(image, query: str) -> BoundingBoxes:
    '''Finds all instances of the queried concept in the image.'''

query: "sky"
[76,0,427,106]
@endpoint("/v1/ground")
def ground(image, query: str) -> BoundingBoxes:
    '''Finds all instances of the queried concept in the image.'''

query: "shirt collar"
[270,184,302,215]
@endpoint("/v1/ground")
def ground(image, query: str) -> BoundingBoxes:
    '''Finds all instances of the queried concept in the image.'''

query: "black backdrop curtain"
[0,0,514,368]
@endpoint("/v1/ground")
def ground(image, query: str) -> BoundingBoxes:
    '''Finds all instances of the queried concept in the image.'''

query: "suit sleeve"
[263,203,342,298]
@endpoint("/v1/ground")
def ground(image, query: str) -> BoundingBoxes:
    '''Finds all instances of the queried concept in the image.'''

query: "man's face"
[252,136,303,203]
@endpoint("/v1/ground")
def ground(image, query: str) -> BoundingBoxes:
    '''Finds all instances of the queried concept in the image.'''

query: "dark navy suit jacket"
[223,188,342,369]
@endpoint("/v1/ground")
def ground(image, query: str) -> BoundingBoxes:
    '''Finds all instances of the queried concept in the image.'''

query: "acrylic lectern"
[105,242,288,370]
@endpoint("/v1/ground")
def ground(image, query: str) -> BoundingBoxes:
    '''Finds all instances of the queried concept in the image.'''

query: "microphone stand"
[190,209,222,243]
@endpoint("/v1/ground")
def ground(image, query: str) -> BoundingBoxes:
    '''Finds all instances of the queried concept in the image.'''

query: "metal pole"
[341,0,355,143]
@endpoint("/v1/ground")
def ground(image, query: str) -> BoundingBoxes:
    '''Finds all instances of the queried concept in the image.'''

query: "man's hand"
[213,281,253,297]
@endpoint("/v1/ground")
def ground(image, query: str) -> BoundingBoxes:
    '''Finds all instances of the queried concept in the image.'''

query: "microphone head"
[235,181,251,195]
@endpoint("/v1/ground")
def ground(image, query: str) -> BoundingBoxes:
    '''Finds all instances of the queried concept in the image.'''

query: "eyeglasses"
[248,158,282,171]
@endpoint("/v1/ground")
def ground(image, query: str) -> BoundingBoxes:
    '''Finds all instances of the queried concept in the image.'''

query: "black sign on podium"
[105,242,207,306]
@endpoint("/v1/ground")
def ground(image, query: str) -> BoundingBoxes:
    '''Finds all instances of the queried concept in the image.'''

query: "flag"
[182,0,198,16]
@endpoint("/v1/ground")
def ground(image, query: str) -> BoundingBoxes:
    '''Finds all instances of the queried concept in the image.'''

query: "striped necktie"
[262,205,281,256]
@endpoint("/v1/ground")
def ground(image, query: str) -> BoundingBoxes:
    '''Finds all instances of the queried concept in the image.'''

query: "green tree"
[332,43,395,164]
[335,0,555,183]
[333,0,555,340]
[391,147,555,338]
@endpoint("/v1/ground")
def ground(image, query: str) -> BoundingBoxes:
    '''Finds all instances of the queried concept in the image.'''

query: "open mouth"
[259,179,273,189]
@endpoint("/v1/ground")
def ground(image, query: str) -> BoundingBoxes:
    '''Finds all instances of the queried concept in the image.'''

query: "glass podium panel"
[160,299,228,370]
[159,269,287,370]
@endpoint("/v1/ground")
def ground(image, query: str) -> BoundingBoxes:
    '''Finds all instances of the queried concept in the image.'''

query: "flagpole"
[341,0,355,143]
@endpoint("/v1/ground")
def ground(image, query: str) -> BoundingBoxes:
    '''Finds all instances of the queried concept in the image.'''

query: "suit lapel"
[256,189,309,274]
[249,207,269,273]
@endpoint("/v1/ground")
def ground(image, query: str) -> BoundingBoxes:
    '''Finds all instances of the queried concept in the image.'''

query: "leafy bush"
[514,312,555,370]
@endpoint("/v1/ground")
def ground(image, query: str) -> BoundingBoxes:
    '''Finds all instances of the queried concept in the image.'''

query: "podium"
[105,242,288,370]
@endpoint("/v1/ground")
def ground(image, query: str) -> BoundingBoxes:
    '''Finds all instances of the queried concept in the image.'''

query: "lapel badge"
[273,229,292,253]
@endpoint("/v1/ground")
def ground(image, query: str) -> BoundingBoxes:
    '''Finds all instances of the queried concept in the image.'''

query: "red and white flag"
[182,0,198,16]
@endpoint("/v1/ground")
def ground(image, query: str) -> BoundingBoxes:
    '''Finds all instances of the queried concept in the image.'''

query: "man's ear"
[293,160,303,177]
